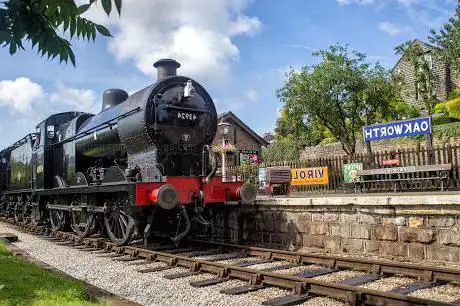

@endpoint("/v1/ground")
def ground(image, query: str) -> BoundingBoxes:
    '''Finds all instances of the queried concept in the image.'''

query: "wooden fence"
[225,144,460,194]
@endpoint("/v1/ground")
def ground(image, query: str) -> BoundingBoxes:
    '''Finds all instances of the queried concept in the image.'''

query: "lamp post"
[217,120,231,182]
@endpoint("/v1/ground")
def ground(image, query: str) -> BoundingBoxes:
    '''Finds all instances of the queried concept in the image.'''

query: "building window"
[424,54,433,70]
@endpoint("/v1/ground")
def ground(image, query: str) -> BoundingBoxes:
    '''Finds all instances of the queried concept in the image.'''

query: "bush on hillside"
[434,102,448,114]
[449,89,460,99]
[433,122,460,140]
[432,114,454,125]
[262,137,302,162]
[447,98,460,118]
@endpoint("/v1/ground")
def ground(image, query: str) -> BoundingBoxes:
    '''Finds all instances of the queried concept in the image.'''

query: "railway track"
[2,217,460,306]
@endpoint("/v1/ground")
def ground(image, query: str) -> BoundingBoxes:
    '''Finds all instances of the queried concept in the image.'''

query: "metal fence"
[225,144,460,193]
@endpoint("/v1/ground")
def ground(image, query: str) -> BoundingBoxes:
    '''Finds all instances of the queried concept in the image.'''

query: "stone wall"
[393,40,459,108]
[209,194,460,263]
[300,137,460,159]
[452,69,460,91]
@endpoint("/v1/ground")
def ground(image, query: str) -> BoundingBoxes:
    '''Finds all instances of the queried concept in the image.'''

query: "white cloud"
[82,0,261,82]
[0,78,100,148]
[50,84,98,114]
[0,77,45,113]
[246,88,258,102]
[229,16,261,36]
[378,21,410,36]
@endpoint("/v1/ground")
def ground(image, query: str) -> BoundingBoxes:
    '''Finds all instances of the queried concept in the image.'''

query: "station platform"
[212,190,460,264]
[255,191,460,206]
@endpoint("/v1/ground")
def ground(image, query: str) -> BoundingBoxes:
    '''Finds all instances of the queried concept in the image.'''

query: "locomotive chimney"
[153,59,181,81]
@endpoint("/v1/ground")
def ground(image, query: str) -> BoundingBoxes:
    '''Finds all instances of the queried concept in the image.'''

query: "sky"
[0,0,458,148]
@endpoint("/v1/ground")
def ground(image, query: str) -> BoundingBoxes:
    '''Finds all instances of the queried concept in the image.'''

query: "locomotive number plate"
[177,112,197,121]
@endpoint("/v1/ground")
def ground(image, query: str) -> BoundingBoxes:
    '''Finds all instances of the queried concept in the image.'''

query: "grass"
[0,240,105,306]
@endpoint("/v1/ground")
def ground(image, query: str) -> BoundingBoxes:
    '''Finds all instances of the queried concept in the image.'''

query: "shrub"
[434,102,448,114]
[433,122,460,140]
[431,114,453,125]
[446,98,460,118]
[449,88,460,99]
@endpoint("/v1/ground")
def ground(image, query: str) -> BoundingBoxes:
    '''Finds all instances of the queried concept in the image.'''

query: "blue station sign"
[363,117,432,142]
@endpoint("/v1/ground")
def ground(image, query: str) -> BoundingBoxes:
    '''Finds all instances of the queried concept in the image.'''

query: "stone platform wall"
[209,194,460,263]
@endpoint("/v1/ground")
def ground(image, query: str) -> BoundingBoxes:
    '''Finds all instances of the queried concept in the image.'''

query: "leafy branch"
[0,0,122,66]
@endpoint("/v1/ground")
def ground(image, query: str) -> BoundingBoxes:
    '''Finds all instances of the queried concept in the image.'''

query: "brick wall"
[209,200,460,263]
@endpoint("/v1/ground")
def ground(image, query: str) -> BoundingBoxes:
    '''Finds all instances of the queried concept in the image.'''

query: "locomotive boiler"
[0,59,257,245]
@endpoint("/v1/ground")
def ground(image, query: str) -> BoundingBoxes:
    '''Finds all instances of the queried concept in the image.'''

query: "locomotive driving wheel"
[13,199,24,223]
[0,196,6,217]
[50,209,66,231]
[30,197,41,226]
[70,201,96,238]
[104,193,135,246]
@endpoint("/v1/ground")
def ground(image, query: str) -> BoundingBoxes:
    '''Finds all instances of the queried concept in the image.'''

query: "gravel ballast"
[3,221,457,305]
[0,223,269,306]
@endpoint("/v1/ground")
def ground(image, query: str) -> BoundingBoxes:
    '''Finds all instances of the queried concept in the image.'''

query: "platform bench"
[352,164,452,193]
[267,167,291,196]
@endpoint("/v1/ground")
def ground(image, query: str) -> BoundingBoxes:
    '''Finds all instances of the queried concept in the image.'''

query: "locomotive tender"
[0,59,257,245]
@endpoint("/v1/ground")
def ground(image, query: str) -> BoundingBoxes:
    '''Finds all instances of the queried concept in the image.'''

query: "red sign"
[382,159,400,166]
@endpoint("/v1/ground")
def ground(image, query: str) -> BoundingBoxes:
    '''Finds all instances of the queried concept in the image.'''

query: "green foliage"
[432,114,454,125]
[274,109,329,149]
[387,98,421,119]
[262,136,302,162]
[447,98,460,118]
[0,241,103,305]
[433,122,460,140]
[277,43,402,156]
[0,0,122,66]
[434,101,448,114]
[449,88,460,99]
[429,0,460,75]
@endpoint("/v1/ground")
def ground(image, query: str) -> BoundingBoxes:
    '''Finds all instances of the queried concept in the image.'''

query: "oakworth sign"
[363,116,432,142]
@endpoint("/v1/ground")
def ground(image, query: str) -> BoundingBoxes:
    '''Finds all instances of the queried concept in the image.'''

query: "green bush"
[262,137,302,162]
[320,137,336,144]
[434,102,448,114]
[432,114,453,125]
[433,122,460,140]
[449,88,460,99]
[446,98,460,118]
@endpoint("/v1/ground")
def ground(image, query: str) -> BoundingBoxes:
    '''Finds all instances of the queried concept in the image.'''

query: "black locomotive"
[0,59,257,245]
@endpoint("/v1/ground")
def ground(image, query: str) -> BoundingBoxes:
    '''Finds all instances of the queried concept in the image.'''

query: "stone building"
[213,111,269,166]
[392,39,460,108]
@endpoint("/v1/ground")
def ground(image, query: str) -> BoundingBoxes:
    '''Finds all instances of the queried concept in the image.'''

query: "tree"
[274,107,326,148]
[0,0,122,66]
[429,0,460,75]
[262,136,302,162]
[277,44,401,156]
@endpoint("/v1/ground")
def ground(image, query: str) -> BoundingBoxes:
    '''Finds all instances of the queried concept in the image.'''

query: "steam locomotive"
[0,59,257,245]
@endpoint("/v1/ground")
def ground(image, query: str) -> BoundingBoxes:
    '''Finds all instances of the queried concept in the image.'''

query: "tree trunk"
[366,141,372,155]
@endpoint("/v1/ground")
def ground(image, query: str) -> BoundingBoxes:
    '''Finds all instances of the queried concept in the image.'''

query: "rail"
[2,217,459,306]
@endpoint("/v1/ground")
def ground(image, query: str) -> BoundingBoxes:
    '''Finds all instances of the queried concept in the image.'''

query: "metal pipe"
[171,205,191,246]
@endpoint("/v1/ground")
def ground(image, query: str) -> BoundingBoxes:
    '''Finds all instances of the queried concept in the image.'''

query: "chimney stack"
[153,59,181,81]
